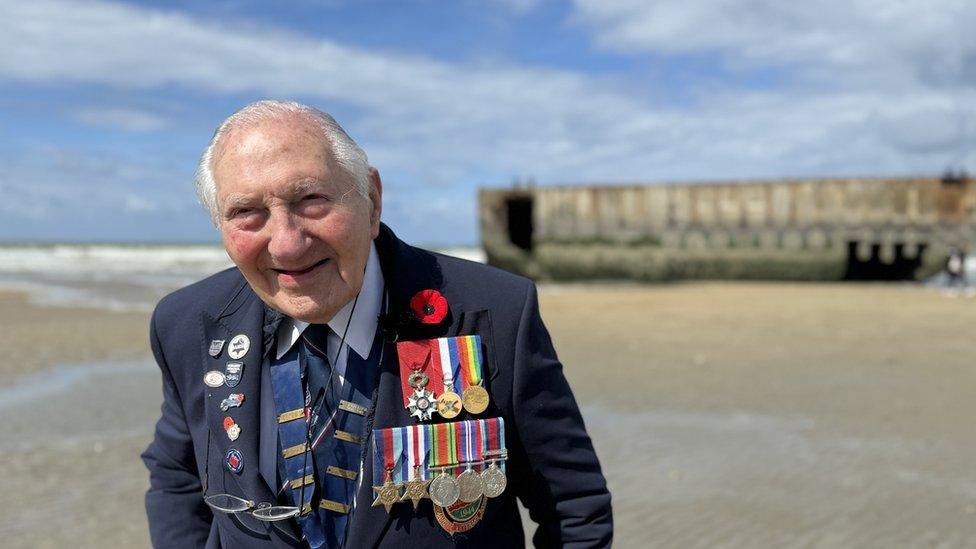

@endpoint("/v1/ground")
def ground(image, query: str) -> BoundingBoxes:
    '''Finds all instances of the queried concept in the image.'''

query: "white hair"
[195,100,370,225]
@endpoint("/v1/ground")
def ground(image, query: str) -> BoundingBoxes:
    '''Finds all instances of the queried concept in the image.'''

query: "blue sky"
[3,0,976,245]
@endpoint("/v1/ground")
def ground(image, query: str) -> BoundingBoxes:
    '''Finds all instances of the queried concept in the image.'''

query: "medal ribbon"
[438,338,458,394]
[485,417,506,473]
[372,426,407,487]
[405,425,414,479]
[432,422,446,468]
[395,426,408,483]
[372,427,387,488]
[384,427,396,475]
[396,339,441,408]
[473,418,484,470]
[459,336,484,390]
[496,417,506,473]
[416,424,430,479]
[456,419,470,466]
[431,421,458,469]
[448,422,458,469]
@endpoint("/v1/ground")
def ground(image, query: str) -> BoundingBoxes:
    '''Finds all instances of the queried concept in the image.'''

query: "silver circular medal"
[428,472,460,507]
[480,463,507,498]
[456,468,485,503]
[204,370,225,387]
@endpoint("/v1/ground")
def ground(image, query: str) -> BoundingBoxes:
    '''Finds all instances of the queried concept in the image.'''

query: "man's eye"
[227,208,265,224]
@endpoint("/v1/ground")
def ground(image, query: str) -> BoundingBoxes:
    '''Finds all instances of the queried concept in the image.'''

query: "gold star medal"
[372,469,401,513]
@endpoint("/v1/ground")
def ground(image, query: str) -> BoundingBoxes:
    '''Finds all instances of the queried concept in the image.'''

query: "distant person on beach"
[946,245,967,289]
[141,100,612,548]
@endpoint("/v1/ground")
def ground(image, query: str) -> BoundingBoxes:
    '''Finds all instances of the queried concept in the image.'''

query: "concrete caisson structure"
[479,175,975,281]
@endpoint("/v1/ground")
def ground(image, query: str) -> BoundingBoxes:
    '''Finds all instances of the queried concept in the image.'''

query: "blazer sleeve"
[510,282,613,547]
[141,310,213,548]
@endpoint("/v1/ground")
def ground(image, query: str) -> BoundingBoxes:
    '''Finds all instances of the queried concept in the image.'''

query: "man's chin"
[265,294,346,324]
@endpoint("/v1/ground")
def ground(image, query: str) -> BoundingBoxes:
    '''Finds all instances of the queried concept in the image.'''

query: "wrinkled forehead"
[213,115,330,167]
[210,116,358,196]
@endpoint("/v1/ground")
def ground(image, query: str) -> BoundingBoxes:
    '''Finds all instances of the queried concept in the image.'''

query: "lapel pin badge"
[208,339,225,358]
[225,448,244,473]
[227,334,250,360]
[204,370,226,388]
[223,416,242,441]
[220,393,245,411]
[224,362,244,388]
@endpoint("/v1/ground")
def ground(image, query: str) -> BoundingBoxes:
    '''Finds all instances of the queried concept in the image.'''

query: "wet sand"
[2,283,976,547]
[0,290,149,382]
[541,282,976,547]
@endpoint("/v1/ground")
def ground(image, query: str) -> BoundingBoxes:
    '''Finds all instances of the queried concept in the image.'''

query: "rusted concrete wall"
[493,177,975,245]
[480,176,976,281]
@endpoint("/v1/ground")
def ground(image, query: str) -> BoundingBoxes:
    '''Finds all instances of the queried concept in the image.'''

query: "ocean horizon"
[0,242,485,311]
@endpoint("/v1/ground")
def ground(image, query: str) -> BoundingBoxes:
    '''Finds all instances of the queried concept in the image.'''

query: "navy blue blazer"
[142,224,612,548]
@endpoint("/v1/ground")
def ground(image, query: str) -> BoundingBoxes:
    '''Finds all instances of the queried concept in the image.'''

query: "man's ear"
[368,167,383,238]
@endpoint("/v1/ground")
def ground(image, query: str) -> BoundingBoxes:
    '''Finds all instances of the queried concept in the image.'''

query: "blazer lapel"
[202,287,297,542]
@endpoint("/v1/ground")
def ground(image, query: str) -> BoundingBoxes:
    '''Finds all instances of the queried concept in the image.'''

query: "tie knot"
[302,324,331,358]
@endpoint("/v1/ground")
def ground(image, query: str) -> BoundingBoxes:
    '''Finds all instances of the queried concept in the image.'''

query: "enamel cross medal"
[399,342,437,421]
[407,370,436,421]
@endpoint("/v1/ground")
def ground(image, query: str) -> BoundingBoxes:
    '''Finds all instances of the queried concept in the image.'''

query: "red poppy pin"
[409,289,448,325]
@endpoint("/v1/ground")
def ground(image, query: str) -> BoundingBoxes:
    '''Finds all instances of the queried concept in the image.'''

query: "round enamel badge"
[227,334,250,360]
[204,370,225,387]
[225,448,244,473]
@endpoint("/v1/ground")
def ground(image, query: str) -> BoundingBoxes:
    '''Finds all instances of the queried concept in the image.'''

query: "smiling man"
[142,100,612,548]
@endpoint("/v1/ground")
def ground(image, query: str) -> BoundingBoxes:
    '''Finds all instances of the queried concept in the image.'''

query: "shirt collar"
[275,242,383,360]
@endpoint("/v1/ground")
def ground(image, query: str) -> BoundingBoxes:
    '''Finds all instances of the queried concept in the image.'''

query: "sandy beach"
[0,290,149,382]
[2,282,976,547]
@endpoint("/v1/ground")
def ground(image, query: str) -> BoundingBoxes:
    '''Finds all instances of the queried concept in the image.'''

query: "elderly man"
[142,100,612,548]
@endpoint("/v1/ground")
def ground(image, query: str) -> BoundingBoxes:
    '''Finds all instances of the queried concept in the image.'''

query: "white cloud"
[0,146,195,218]
[70,106,168,132]
[570,0,976,89]
[481,0,543,15]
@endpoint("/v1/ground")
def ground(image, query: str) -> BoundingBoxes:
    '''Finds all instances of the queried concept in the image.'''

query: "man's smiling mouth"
[272,258,329,276]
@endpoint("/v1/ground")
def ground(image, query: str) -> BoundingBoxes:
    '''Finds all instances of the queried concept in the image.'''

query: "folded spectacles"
[204,493,301,521]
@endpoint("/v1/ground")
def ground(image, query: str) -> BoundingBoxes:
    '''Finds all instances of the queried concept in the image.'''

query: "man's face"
[212,117,381,323]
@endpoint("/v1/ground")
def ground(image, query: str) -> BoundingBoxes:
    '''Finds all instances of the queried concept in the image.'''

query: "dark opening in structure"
[505,197,534,252]
[844,241,926,280]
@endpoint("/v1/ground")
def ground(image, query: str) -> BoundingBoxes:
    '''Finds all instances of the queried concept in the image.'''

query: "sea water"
[0,243,484,311]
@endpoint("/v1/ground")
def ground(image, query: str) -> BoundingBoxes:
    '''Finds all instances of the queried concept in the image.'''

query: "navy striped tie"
[300,324,379,547]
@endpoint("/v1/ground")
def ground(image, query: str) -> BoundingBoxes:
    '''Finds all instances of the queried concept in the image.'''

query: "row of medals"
[407,370,489,420]
[384,370,500,511]
[376,452,509,511]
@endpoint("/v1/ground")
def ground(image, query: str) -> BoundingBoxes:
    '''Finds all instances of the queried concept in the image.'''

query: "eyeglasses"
[204,493,301,521]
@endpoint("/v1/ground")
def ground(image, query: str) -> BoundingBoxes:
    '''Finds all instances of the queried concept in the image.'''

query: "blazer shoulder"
[153,267,247,324]
[429,250,535,313]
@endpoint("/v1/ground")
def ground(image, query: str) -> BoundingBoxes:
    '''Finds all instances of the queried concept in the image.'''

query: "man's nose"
[266,211,308,262]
